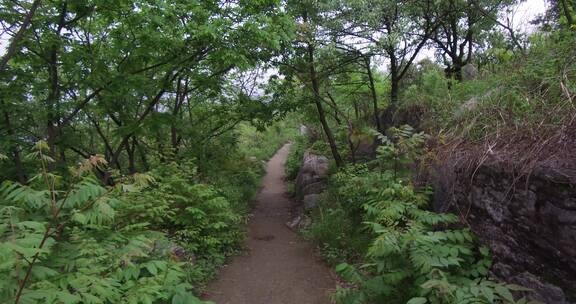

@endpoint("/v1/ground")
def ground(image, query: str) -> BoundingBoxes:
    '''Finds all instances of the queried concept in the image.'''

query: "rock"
[462,63,478,80]
[286,214,312,231]
[303,194,321,210]
[299,152,329,176]
[510,271,569,304]
[432,160,576,303]
[295,151,329,201]
[352,134,377,160]
[301,181,327,196]
[299,125,309,135]
[286,215,302,230]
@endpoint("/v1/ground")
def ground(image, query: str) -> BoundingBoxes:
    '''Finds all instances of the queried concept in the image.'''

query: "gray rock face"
[433,161,576,303]
[462,63,478,80]
[295,151,329,200]
[286,215,312,231]
[303,194,321,210]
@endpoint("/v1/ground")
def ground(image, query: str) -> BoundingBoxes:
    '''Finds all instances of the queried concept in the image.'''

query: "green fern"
[328,128,528,304]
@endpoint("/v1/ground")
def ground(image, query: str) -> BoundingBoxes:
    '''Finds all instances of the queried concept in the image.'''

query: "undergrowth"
[402,32,576,143]
[237,121,299,161]
[0,132,270,303]
[305,126,531,304]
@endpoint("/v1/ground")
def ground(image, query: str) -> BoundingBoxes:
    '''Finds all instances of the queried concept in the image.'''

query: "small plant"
[372,125,428,180]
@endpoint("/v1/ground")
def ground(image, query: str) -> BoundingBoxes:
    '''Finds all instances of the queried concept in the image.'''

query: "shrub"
[0,142,206,304]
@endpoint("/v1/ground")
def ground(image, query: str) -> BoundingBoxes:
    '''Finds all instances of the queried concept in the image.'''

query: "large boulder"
[299,125,309,135]
[295,151,329,200]
[462,63,478,80]
[303,194,322,210]
[432,152,576,303]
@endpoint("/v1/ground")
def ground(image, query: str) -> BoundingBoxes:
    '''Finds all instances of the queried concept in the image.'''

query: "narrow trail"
[203,144,336,304]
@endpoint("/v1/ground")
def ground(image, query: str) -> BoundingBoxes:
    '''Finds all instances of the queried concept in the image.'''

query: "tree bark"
[363,56,381,131]
[171,77,186,154]
[134,137,149,171]
[304,13,343,168]
[0,0,43,72]
[45,3,67,169]
[127,137,137,174]
[1,102,27,183]
[560,0,575,27]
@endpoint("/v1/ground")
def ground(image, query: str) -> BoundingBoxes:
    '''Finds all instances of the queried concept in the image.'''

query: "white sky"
[399,0,549,65]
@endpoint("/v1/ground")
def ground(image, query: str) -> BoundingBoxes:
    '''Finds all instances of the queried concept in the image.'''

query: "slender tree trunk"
[304,17,343,167]
[46,3,67,169]
[378,54,400,132]
[134,137,149,171]
[452,55,463,81]
[364,56,381,131]
[347,123,357,164]
[88,113,121,169]
[560,0,575,27]
[171,78,184,154]
[127,137,136,174]
[1,103,27,183]
[389,54,400,109]
[46,53,60,169]
[0,0,42,72]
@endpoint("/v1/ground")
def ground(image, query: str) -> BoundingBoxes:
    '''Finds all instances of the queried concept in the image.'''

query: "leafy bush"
[285,134,307,181]
[236,121,299,161]
[0,139,275,303]
[0,142,207,304]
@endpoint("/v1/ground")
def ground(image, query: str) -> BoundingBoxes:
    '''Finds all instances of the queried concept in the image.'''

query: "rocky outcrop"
[433,158,576,303]
[462,63,479,80]
[295,151,329,210]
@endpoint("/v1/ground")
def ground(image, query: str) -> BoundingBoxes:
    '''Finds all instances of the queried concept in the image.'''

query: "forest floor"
[203,143,336,304]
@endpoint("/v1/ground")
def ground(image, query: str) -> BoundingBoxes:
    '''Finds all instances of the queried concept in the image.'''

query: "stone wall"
[433,160,576,303]
[294,151,328,210]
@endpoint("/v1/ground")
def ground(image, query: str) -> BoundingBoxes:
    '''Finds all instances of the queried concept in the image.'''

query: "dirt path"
[203,144,336,304]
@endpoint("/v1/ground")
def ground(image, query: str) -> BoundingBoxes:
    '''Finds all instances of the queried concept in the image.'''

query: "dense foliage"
[0,133,272,303]
[1,0,574,302]
[322,127,529,303]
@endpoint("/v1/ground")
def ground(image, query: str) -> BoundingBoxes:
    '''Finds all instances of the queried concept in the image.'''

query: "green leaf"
[495,285,515,302]
[145,262,158,275]
[407,297,428,304]
[172,293,205,304]
[56,291,82,304]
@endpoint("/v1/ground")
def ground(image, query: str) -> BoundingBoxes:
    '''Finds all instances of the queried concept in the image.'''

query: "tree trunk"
[127,137,137,174]
[45,3,67,169]
[305,30,343,167]
[560,0,575,27]
[389,54,400,108]
[171,78,184,155]
[134,137,149,171]
[0,0,42,72]
[1,103,27,183]
[452,56,463,81]
[364,56,381,132]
